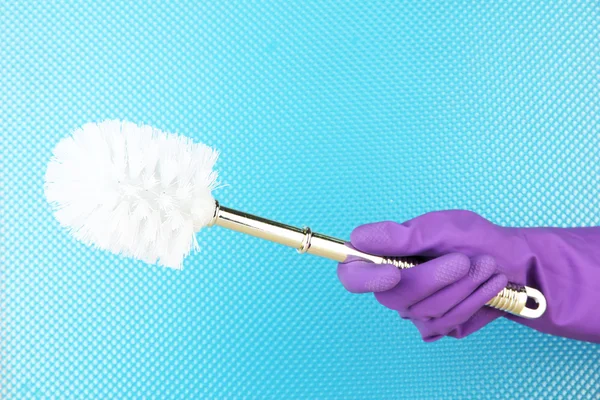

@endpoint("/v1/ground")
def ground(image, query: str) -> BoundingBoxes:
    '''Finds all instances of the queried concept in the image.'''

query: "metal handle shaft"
[210,202,546,319]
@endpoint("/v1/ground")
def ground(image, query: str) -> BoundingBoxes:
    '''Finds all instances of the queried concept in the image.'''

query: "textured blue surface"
[1,1,600,398]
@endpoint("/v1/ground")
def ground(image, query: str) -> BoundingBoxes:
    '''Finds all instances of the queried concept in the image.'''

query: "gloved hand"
[338,210,600,343]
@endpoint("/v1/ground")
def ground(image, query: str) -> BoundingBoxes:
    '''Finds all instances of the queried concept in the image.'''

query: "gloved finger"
[350,210,497,257]
[405,255,498,319]
[413,308,503,342]
[337,261,401,294]
[448,308,504,339]
[374,253,470,311]
[414,273,508,341]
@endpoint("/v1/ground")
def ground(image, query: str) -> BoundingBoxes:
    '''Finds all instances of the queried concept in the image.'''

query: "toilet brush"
[44,120,546,319]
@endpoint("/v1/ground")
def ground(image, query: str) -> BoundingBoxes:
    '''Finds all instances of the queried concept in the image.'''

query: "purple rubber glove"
[338,210,600,343]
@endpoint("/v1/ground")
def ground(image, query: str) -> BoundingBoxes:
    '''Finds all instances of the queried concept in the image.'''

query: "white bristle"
[44,120,220,269]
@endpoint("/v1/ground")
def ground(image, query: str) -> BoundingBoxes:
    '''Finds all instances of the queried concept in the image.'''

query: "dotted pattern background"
[1,1,599,398]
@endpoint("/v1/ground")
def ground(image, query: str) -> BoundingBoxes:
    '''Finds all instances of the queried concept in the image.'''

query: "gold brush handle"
[210,203,547,319]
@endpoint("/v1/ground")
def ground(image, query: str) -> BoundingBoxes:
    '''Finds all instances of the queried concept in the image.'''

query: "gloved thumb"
[350,210,498,257]
[337,261,402,294]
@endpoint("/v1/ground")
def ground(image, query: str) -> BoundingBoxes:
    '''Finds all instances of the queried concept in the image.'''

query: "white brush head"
[44,120,220,269]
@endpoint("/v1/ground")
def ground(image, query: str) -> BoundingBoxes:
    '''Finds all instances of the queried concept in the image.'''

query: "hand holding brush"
[45,120,600,343]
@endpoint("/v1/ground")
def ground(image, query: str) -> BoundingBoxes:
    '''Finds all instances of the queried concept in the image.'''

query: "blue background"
[1,1,599,398]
